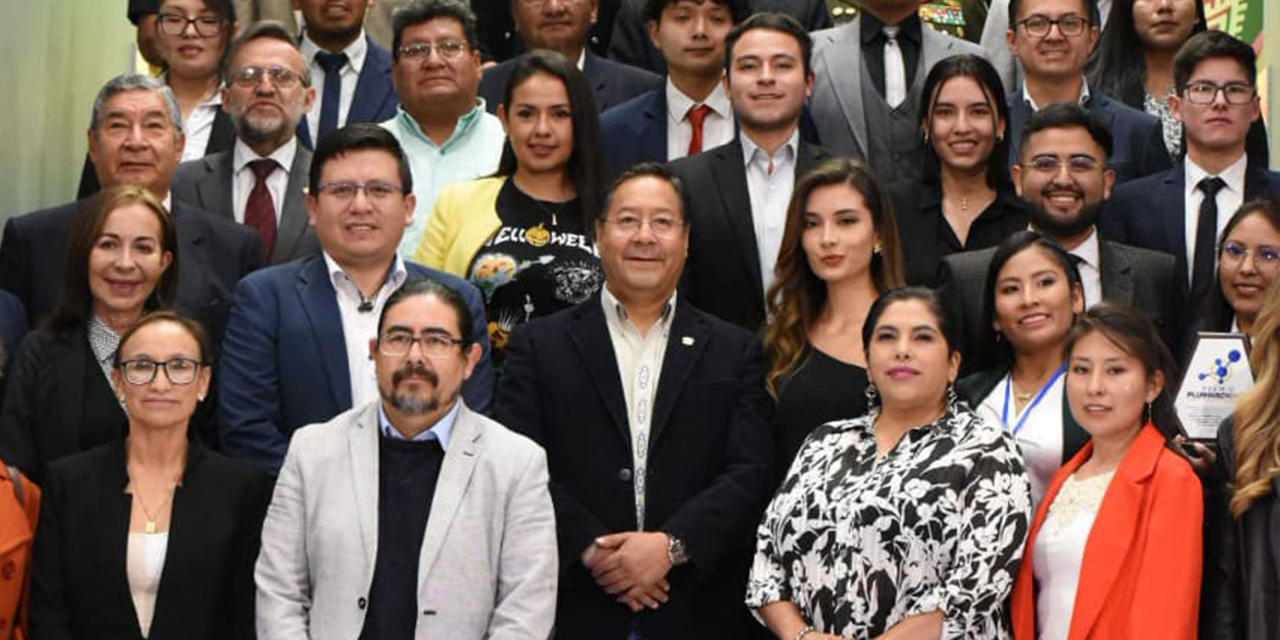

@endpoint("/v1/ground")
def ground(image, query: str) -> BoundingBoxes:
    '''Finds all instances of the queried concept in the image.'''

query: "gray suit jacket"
[809,16,985,161]
[172,144,320,265]
[255,401,557,640]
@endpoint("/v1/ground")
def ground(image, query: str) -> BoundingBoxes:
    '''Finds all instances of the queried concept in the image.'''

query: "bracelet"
[792,626,816,640]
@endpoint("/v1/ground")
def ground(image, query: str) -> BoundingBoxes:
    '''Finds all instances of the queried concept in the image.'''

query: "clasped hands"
[582,531,673,613]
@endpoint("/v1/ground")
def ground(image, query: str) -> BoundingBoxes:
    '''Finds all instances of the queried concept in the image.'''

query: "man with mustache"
[217,124,493,473]
[937,103,1179,374]
[257,277,556,640]
[173,21,322,265]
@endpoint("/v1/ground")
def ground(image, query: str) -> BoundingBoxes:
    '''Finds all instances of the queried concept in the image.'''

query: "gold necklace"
[129,471,178,534]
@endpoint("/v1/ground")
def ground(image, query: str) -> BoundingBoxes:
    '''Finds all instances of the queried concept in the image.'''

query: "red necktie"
[245,159,279,263]
[686,104,712,156]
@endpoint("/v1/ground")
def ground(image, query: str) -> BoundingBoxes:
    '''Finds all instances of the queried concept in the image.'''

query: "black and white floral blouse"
[746,405,1032,639]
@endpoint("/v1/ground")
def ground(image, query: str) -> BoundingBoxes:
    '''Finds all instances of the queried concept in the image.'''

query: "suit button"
[358,597,367,609]
[618,468,632,482]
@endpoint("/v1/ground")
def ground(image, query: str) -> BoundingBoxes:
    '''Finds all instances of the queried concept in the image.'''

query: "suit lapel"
[172,203,210,311]
[417,405,482,593]
[648,301,707,447]
[347,38,395,124]
[296,258,353,409]
[919,24,956,68]
[197,152,235,220]
[707,141,763,299]
[641,89,668,161]
[149,446,207,637]
[823,20,867,156]
[1159,167,1188,264]
[275,145,314,262]
[296,119,313,150]
[796,141,828,177]
[96,443,144,636]
[584,53,609,104]
[348,403,380,568]
[1007,98,1030,162]
[206,109,236,155]
[566,301,632,446]
[1097,240,1134,307]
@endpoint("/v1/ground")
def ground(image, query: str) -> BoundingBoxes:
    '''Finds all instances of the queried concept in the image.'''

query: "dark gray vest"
[859,52,927,183]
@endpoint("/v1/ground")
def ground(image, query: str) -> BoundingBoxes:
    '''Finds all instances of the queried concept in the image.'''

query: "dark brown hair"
[113,310,213,367]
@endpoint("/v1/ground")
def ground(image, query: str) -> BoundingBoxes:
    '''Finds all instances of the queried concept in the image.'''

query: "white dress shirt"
[741,129,799,297]
[301,32,369,144]
[1022,77,1091,112]
[168,74,222,163]
[977,374,1065,506]
[322,251,409,408]
[231,138,296,225]
[665,78,733,161]
[1183,154,1248,286]
[1070,228,1103,309]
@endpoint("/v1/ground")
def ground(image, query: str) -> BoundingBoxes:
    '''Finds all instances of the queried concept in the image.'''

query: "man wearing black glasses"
[1004,0,1169,185]
[173,21,322,265]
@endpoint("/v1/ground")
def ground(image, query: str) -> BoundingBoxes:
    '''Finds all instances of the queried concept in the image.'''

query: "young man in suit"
[0,74,263,345]
[295,0,399,148]
[256,277,555,640]
[172,21,321,265]
[671,12,830,332]
[497,163,774,639]
[938,103,1180,374]
[478,0,662,114]
[598,0,745,179]
[1100,30,1279,308]
[1004,0,1170,184]
[808,0,984,183]
[217,124,493,473]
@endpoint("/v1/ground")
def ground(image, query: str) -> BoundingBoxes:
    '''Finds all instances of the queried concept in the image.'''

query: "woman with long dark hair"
[1189,199,1280,353]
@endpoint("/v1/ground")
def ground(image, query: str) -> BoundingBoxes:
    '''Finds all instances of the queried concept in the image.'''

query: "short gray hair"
[89,74,185,137]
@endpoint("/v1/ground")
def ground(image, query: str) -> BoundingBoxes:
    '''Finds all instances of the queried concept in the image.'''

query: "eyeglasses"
[378,331,466,358]
[518,0,586,8]
[601,213,686,238]
[1220,240,1280,272]
[1182,81,1256,106]
[230,65,306,89]
[1026,154,1101,174]
[1017,14,1089,37]
[118,357,203,386]
[398,40,469,61]
[315,181,405,202]
[156,12,224,37]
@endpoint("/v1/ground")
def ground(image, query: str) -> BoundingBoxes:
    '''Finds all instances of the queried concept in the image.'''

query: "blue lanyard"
[1001,365,1066,438]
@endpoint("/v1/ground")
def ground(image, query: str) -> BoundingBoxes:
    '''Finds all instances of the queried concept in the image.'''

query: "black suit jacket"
[30,441,271,640]
[937,236,1180,374]
[0,198,263,345]
[887,181,1028,287]
[479,51,662,114]
[496,294,775,640]
[472,0,621,62]
[170,144,321,265]
[671,138,831,332]
[76,109,236,200]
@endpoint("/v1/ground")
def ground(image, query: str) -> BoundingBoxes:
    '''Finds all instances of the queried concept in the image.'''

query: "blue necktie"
[316,51,349,145]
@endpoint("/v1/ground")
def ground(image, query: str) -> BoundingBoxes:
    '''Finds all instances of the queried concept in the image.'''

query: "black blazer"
[76,109,235,200]
[937,236,1180,375]
[478,51,662,114]
[0,198,263,346]
[30,441,271,640]
[496,294,775,640]
[671,138,831,332]
[956,367,1089,465]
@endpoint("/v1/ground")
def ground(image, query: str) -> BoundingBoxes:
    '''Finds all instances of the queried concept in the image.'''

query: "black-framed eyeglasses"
[156,12,224,37]
[601,213,686,238]
[378,331,466,358]
[1018,14,1089,37]
[1182,81,1256,106]
[1026,154,1101,174]
[230,65,307,89]
[118,357,203,386]
[315,181,405,202]
[398,40,469,61]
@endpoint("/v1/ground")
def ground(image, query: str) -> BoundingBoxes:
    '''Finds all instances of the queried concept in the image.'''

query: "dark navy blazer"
[296,36,399,149]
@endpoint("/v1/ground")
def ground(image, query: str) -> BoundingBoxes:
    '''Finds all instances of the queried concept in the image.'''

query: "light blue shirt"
[381,101,506,258]
[378,399,459,450]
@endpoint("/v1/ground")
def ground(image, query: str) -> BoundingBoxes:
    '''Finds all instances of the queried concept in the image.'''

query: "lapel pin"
[681,336,695,346]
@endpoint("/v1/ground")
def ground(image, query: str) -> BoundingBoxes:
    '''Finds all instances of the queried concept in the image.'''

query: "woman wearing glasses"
[30,311,271,640]
[0,187,197,483]
[414,51,605,368]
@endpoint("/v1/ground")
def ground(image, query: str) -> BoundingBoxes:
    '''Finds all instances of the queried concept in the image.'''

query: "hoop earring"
[865,382,879,409]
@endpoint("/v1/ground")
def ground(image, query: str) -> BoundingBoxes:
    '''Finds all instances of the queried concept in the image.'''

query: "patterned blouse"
[747,405,1032,639]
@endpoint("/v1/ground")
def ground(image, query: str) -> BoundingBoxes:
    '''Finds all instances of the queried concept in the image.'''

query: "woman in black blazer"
[887,54,1027,287]
[30,311,271,640]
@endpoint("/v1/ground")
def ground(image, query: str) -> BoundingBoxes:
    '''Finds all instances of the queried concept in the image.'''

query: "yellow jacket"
[414,176,506,277]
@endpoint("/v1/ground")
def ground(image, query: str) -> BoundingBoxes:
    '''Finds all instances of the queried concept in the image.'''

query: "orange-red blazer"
[1011,423,1202,640]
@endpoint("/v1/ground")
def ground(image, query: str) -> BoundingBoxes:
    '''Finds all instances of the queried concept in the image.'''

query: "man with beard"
[937,103,1180,374]
[173,22,322,264]
[218,124,493,473]
[257,277,556,640]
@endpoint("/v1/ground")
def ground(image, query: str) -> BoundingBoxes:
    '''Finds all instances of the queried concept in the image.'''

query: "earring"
[873,242,883,255]
[198,394,207,402]
[865,382,879,408]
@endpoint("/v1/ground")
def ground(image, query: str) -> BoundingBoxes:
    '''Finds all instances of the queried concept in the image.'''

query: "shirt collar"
[576,49,587,71]
[301,29,368,74]
[859,11,923,45]
[1070,226,1101,269]
[600,284,676,327]
[1184,153,1248,194]
[378,399,459,448]
[232,137,297,175]
[87,315,122,365]
[664,77,731,124]
[322,250,409,292]
[1023,77,1090,112]
[740,128,799,168]
[392,100,486,150]
[157,71,221,109]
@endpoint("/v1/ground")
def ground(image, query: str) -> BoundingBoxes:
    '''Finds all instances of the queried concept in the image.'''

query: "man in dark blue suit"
[218,124,493,473]
[1100,31,1279,308]
[295,0,399,148]
[1004,0,1170,185]
[597,0,746,179]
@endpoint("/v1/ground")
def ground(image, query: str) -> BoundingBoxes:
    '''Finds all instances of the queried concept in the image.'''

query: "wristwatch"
[665,533,690,566]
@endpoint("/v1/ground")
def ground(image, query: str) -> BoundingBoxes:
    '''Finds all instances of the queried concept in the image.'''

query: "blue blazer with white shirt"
[296,35,399,149]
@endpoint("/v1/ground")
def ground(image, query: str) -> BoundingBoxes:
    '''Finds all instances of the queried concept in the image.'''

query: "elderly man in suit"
[0,74,263,344]
[938,103,1180,374]
[217,124,493,473]
[478,0,661,113]
[256,277,556,640]
[173,21,321,265]
[808,0,983,183]
[671,13,830,332]
[497,162,775,639]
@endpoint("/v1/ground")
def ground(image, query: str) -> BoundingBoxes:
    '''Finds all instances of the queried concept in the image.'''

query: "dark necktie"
[245,159,279,263]
[686,104,712,156]
[1191,176,1226,303]
[316,51,349,144]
